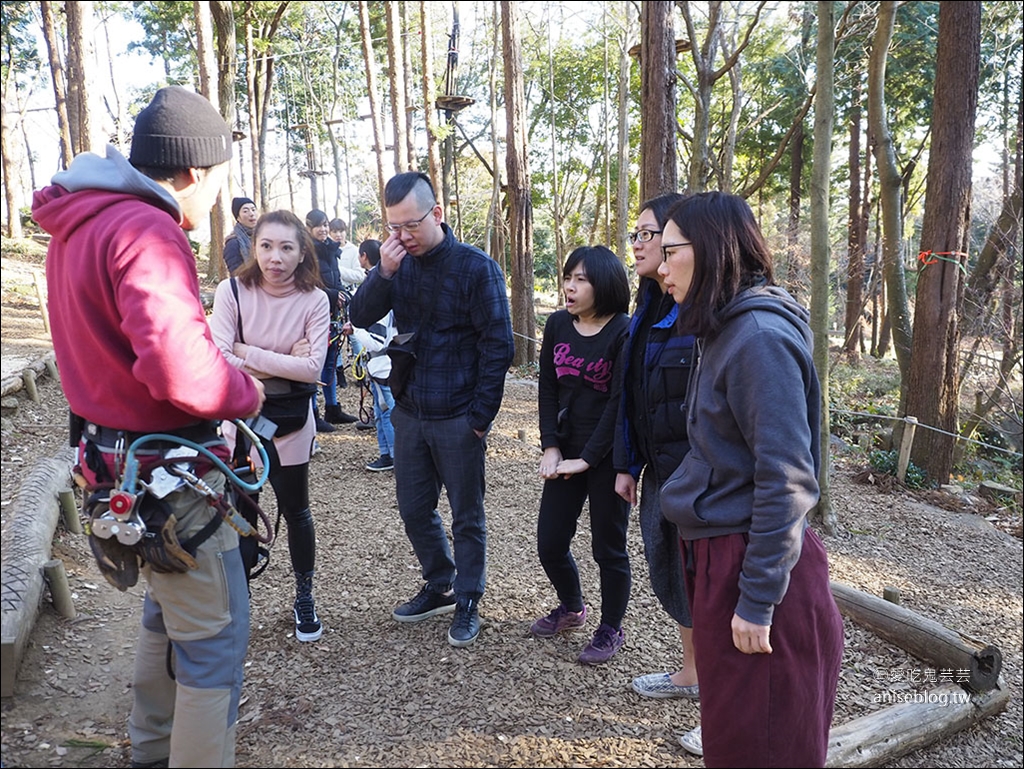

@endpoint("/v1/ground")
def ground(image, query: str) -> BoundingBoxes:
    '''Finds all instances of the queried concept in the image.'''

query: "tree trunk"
[40,1,73,169]
[783,119,804,294]
[678,0,765,193]
[194,1,227,283]
[1,90,23,238]
[487,3,504,266]
[614,1,634,261]
[962,91,1022,336]
[845,78,864,358]
[359,0,388,224]
[385,1,408,173]
[867,1,912,379]
[547,23,563,292]
[905,1,981,484]
[420,2,443,197]
[809,0,835,534]
[401,3,417,170]
[501,1,535,368]
[243,10,262,209]
[64,0,97,155]
[211,0,238,281]
[639,0,677,200]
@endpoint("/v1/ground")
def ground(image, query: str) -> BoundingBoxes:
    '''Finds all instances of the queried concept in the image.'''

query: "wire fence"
[831,409,1022,459]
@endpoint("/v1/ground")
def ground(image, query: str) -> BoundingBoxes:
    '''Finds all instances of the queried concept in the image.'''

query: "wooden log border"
[824,581,1009,767]
[1,350,59,399]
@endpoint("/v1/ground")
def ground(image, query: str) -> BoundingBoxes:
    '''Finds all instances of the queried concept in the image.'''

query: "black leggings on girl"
[536,454,631,628]
[268,462,315,574]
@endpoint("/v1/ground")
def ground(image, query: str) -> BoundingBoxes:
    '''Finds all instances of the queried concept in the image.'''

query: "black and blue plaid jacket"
[349,224,514,431]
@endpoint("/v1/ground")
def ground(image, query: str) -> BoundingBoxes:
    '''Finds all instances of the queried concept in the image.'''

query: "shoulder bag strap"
[230,277,245,344]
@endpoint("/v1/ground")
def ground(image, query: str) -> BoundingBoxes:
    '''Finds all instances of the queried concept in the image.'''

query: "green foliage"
[829,356,901,442]
[869,449,931,489]
[1,1,38,83]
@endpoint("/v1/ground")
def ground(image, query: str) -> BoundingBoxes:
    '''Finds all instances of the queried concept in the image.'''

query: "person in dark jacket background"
[305,208,357,429]
[223,196,257,276]
[348,172,514,649]
[658,191,844,767]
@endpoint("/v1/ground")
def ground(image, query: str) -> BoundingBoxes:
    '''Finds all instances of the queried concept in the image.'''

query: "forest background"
[0,1,1021,511]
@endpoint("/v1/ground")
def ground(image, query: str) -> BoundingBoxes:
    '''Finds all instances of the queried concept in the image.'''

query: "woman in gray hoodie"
[658,192,844,768]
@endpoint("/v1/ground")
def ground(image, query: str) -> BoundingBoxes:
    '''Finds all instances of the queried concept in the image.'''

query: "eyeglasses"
[627,229,662,244]
[660,242,693,262]
[386,209,433,234]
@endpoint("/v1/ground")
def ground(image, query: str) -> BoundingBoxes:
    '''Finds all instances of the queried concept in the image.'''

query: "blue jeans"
[371,380,395,457]
[391,407,488,598]
[318,338,339,408]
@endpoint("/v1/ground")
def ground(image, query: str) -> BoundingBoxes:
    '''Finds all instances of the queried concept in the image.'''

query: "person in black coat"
[305,209,357,428]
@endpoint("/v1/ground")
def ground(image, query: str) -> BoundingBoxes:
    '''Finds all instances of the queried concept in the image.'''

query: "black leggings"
[267,462,315,574]
[536,454,631,628]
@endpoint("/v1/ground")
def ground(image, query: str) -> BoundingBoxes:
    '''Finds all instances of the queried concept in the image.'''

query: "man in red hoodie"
[32,86,264,769]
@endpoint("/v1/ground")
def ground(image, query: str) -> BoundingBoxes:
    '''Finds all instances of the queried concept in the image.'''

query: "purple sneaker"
[530,604,588,638]
[578,622,625,665]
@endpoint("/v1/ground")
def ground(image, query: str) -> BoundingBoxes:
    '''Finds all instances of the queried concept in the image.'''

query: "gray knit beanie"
[129,86,232,169]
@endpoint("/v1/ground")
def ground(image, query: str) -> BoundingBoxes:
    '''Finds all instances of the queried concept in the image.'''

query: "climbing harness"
[82,419,273,588]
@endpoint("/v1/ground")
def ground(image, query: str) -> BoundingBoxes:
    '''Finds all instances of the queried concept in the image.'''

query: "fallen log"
[831,581,1001,693]
[825,678,1009,767]
[0,351,57,398]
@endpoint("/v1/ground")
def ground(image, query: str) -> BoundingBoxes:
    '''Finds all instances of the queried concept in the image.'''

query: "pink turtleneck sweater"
[210,276,330,466]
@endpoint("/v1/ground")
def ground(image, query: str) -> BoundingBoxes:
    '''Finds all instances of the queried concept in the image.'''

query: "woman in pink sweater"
[211,210,330,642]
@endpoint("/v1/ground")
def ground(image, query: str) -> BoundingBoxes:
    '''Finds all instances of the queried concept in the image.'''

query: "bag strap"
[230,277,245,344]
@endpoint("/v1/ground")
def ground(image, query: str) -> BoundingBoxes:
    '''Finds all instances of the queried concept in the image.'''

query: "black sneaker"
[294,595,323,642]
[447,595,481,647]
[356,421,376,431]
[392,585,457,623]
[315,416,336,433]
[366,454,394,472]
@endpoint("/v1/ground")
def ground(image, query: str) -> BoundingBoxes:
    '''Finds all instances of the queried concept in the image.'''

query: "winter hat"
[129,86,232,170]
[232,196,256,220]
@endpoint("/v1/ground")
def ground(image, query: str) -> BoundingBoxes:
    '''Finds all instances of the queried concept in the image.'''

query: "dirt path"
[1,247,1021,768]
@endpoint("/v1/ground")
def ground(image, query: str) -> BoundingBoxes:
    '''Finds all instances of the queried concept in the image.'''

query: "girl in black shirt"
[532,246,631,665]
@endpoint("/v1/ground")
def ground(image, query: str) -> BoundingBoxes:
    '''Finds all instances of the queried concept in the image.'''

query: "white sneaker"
[679,725,703,757]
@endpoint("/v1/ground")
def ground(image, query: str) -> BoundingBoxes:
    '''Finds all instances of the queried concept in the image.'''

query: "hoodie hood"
[717,284,813,348]
[33,144,180,239]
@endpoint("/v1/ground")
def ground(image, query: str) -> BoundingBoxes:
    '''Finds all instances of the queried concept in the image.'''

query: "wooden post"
[896,416,918,482]
[22,368,39,403]
[831,581,1001,693]
[45,355,59,383]
[58,489,83,534]
[34,270,49,334]
[43,559,76,619]
[883,586,902,605]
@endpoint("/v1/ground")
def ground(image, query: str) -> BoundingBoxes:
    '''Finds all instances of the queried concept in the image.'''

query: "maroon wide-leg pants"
[684,529,844,768]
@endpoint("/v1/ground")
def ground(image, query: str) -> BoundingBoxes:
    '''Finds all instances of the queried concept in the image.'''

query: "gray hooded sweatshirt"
[660,285,821,626]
